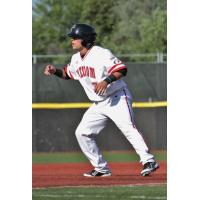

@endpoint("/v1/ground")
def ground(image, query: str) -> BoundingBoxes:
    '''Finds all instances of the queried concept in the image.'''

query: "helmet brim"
[67,33,73,37]
[67,33,81,39]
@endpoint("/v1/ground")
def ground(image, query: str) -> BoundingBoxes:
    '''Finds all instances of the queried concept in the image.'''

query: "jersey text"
[76,66,96,78]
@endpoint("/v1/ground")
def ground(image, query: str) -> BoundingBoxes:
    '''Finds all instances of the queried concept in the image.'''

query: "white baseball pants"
[75,87,155,172]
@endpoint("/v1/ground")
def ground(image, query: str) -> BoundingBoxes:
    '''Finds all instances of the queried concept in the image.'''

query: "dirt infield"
[32,162,166,188]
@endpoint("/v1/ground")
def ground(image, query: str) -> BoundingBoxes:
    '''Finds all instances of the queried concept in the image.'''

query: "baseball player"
[44,24,159,177]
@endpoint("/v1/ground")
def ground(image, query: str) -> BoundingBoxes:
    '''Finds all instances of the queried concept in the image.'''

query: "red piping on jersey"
[63,65,68,73]
[68,70,74,79]
[109,66,126,75]
[123,89,135,126]
[108,63,124,73]
[63,65,69,79]
[123,89,149,147]
[63,65,74,79]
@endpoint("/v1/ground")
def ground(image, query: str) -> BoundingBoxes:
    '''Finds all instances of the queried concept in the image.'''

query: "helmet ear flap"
[81,34,96,49]
[81,40,94,49]
[81,40,88,48]
[81,40,86,47]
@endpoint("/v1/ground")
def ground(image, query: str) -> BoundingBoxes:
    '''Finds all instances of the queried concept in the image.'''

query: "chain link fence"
[32,52,167,64]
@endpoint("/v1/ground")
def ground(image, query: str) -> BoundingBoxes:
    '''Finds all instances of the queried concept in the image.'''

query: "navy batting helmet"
[67,24,96,48]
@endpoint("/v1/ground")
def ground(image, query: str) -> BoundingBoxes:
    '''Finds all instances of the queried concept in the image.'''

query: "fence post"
[156,52,164,63]
[33,55,37,64]
[160,53,163,63]
[156,52,160,63]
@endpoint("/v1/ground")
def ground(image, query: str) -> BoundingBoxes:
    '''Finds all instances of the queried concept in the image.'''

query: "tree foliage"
[32,0,166,55]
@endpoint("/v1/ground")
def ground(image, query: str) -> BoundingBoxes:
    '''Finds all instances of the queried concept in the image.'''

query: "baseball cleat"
[141,162,159,176]
[83,169,111,177]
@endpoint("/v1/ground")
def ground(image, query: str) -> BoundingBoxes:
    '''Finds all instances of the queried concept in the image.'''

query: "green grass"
[32,150,166,164]
[32,185,167,200]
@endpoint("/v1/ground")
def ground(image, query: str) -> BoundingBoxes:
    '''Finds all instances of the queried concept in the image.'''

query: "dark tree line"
[33,0,166,55]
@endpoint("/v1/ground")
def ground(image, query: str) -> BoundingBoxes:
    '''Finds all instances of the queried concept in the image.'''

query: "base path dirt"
[32,162,166,188]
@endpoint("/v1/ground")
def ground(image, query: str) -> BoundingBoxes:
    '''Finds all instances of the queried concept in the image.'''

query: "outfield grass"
[32,185,167,200]
[32,150,166,164]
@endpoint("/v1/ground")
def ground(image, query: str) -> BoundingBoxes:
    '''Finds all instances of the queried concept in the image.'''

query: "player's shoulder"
[93,45,111,53]
[93,45,113,56]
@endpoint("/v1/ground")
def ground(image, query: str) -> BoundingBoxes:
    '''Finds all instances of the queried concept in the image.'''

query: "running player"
[44,24,159,177]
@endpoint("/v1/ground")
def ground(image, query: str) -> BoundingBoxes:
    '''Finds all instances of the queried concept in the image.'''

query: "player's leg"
[75,103,111,176]
[105,88,159,175]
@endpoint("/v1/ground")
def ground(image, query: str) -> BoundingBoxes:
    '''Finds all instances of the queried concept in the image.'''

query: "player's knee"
[75,126,82,138]
[75,126,94,139]
[75,125,89,138]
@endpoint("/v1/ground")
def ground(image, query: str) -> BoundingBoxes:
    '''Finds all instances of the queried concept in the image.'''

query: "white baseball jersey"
[61,45,155,172]
[63,45,127,101]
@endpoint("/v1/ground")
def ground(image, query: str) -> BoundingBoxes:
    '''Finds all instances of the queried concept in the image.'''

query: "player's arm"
[44,64,71,80]
[105,68,127,83]
[94,68,127,95]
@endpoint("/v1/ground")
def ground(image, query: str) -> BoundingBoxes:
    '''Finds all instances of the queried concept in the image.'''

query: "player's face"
[71,38,84,51]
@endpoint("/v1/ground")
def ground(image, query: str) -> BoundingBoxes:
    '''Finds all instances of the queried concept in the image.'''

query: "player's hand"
[94,81,108,95]
[44,65,56,75]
